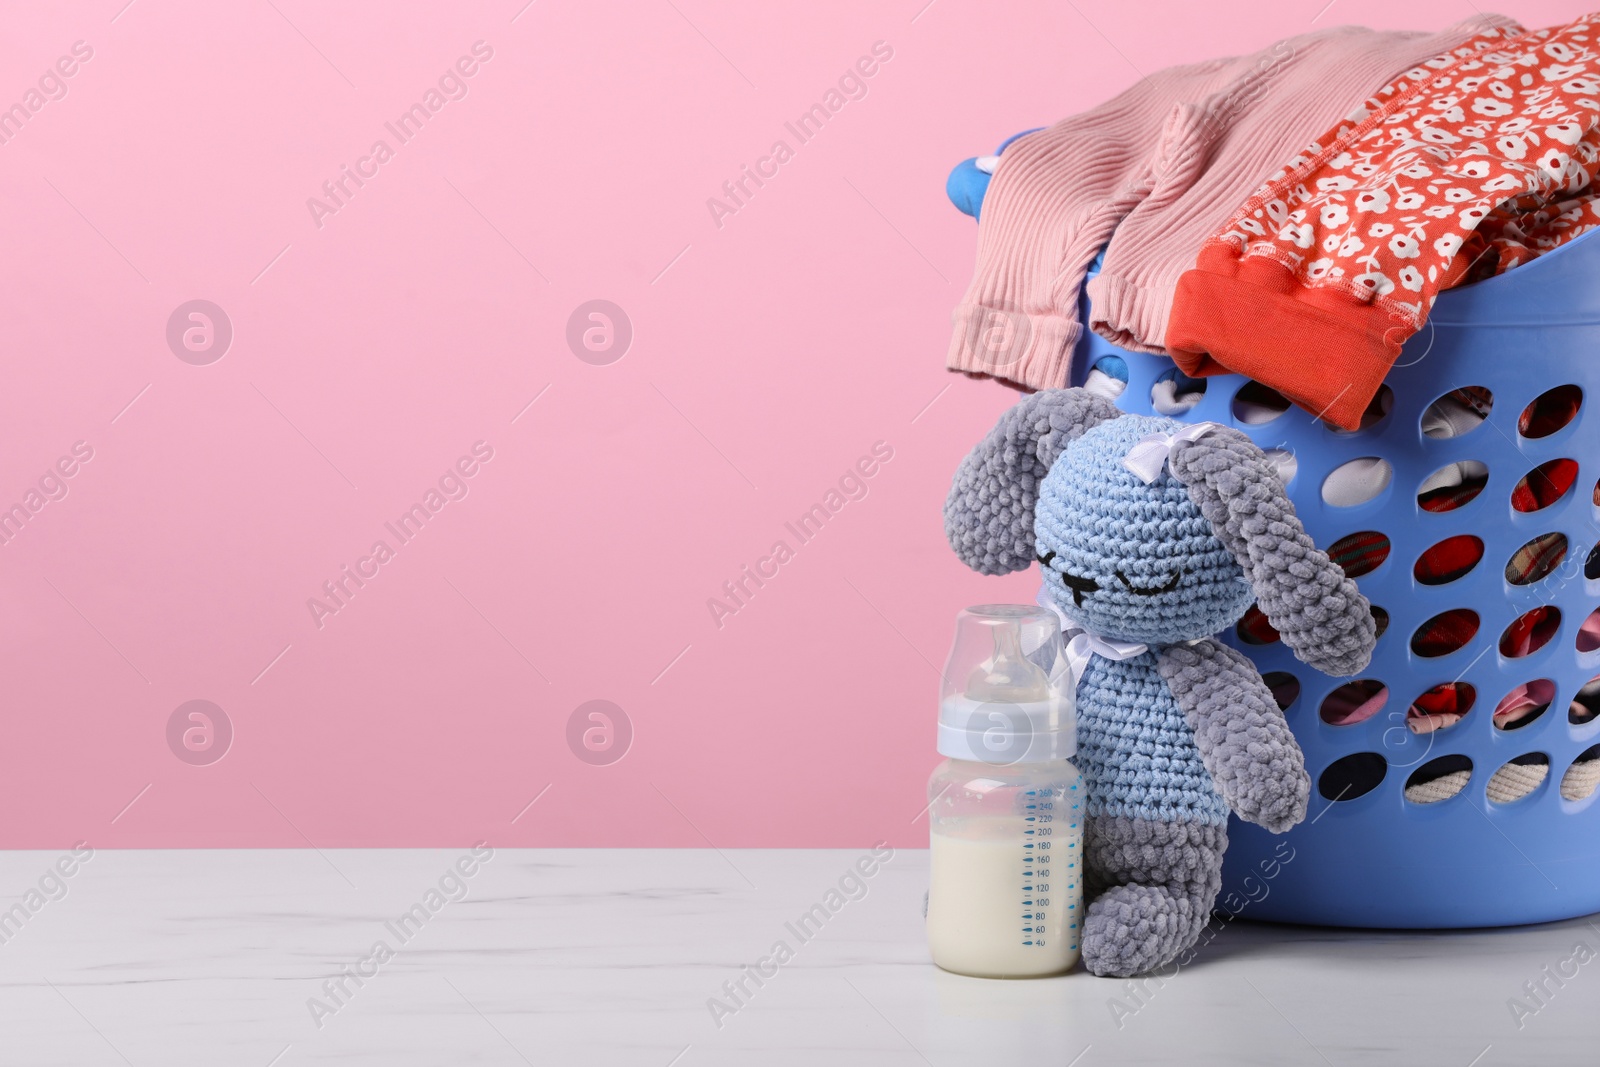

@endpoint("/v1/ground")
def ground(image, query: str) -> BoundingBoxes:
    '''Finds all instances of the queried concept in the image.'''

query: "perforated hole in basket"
[1149,367,1205,416]
[1422,386,1492,440]
[1506,533,1567,586]
[1579,608,1600,654]
[1587,544,1600,581]
[1232,381,1290,425]
[1417,461,1488,513]
[1499,606,1561,658]
[1415,535,1483,585]
[1261,448,1297,486]
[1519,384,1582,440]
[1319,752,1386,801]
[1089,355,1126,383]
[1322,457,1392,507]
[1405,755,1472,805]
[1561,744,1600,802]
[1488,753,1549,804]
[1327,530,1389,579]
[1411,609,1479,658]
[1262,671,1300,712]
[1407,681,1475,735]
[1320,679,1387,726]
[1370,606,1389,640]
[1512,459,1578,513]
[1493,679,1554,731]
[1236,604,1279,645]
[1571,674,1600,725]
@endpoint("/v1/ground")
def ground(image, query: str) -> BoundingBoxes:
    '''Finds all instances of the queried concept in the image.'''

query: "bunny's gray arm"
[1158,639,1310,833]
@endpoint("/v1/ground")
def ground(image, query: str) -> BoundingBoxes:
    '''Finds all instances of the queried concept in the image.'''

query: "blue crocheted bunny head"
[1037,414,1251,644]
[945,388,1376,675]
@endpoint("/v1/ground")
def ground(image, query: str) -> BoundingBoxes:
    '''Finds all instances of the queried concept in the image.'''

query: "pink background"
[3,0,1580,848]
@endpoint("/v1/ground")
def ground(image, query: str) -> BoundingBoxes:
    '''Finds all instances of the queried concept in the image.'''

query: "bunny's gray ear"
[944,388,1120,575]
[1168,427,1376,677]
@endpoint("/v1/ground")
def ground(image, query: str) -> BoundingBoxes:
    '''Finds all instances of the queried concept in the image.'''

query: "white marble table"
[0,847,1593,1065]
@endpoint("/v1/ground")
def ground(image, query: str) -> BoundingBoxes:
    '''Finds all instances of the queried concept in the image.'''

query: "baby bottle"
[926,604,1083,978]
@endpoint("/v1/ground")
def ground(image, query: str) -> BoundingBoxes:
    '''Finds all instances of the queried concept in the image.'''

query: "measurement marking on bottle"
[1018,787,1062,950]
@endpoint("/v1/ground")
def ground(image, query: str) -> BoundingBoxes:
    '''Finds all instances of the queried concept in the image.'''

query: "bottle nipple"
[964,622,1049,702]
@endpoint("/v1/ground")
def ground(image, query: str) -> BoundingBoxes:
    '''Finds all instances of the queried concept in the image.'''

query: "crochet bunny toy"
[944,388,1377,978]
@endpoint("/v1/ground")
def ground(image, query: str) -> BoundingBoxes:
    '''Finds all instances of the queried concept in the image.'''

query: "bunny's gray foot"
[1081,815,1226,978]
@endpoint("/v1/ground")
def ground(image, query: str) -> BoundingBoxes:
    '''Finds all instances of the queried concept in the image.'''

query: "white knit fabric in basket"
[1487,762,1549,804]
[1561,758,1600,802]
[1405,759,1598,804]
[1405,770,1471,805]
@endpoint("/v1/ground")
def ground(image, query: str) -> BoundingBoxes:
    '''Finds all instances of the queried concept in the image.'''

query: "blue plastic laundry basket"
[951,147,1600,928]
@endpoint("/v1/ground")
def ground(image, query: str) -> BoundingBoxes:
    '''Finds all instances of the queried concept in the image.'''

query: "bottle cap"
[937,604,1075,764]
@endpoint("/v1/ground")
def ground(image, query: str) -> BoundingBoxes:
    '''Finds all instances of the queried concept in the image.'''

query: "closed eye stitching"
[1037,551,1100,606]
[1116,568,1184,596]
